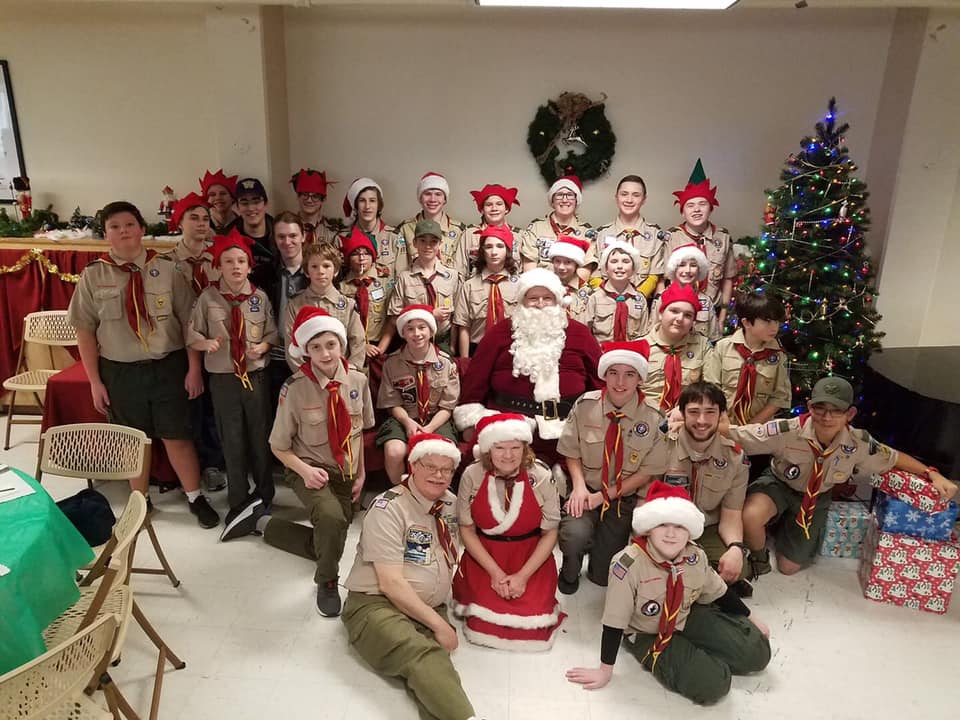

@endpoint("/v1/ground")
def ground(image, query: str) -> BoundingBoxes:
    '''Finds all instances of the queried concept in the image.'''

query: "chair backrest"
[39,424,151,482]
[22,311,78,347]
[0,614,117,719]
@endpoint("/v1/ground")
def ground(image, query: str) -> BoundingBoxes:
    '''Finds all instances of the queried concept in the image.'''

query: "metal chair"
[3,310,77,450]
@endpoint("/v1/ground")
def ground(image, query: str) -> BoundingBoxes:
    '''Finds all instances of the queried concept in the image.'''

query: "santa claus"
[454,268,602,452]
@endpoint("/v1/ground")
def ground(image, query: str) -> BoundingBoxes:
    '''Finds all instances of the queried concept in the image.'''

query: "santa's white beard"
[510,305,568,402]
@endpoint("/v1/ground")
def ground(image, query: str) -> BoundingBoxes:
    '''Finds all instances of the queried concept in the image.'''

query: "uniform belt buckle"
[541,399,560,421]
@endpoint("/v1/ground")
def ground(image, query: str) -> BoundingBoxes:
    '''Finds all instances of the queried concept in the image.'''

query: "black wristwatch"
[727,541,749,555]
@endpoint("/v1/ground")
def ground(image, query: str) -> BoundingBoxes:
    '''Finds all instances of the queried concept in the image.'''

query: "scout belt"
[492,392,576,421]
[477,527,542,542]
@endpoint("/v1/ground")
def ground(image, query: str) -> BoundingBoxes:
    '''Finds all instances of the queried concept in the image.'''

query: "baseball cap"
[809,376,853,410]
[236,177,268,202]
[413,219,442,239]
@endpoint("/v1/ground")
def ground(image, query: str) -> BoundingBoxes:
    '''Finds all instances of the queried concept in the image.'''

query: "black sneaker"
[220,498,265,542]
[316,579,342,617]
[748,549,772,580]
[189,495,219,529]
[558,555,580,595]
[730,579,754,598]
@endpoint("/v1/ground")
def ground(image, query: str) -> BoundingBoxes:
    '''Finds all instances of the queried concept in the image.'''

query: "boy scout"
[546,235,594,319]
[199,168,238,234]
[727,376,958,578]
[188,229,277,523]
[582,241,649,343]
[67,201,218,527]
[521,175,597,279]
[556,340,667,593]
[703,291,790,425]
[340,225,394,363]
[566,481,771,705]
[221,307,374,617]
[649,242,719,341]
[456,183,523,278]
[290,168,342,246]
[397,172,466,267]
[164,192,219,296]
[283,242,365,370]
[232,178,275,266]
[342,177,408,278]
[342,434,479,720]
[377,305,460,485]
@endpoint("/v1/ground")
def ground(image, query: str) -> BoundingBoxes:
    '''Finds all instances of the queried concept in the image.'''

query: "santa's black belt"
[477,527,542,542]
[491,392,576,421]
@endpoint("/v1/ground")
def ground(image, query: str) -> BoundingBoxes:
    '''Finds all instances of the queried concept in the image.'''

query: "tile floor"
[3,422,958,720]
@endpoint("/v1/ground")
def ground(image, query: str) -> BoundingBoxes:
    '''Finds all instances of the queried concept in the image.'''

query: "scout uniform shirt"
[398,212,466,269]
[582,280,649,343]
[387,262,460,338]
[602,540,727,636]
[564,276,594,321]
[452,269,521,345]
[520,215,597,269]
[345,221,409,280]
[649,288,719,342]
[299,215,342,247]
[557,390,669,493]
[660,430,749,527]
[729,417,899,495]
[284,286,366,371]
[341,265,394,344]
[344,481,459,608]
[454,223,523,279]
[457,460,560,531]
[378,344,460,418]
[703,329,791,422]
[68,248,194,362]
[269,360,375,468]
[640,330,711,411]
[164,239,220,298]
[665,223,737,307]
[594,217,668,286]
[187,282,278,374]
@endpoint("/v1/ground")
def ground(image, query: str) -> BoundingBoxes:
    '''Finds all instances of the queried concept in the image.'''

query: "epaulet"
[369,486,408,511]
[436,348,452,362]
[85,257,108,268]
[717,226,731,235]
[720,436,751,464]
[595,222,613,233]
[151,253,174,263]
[615,544,641,566]
[575,389,603,405]
[454,220,467,231]
[398,217,416,229]
[666,225,682,234]
[510,224,523,233]
[383,223,398,234]
[854,428,872,442]
[646,220,662,230]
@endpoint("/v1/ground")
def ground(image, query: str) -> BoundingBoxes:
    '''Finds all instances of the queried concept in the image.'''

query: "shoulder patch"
[612,562,628,581]
[616,551,635,568]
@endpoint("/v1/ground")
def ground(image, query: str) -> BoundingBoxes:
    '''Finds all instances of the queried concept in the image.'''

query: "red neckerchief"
[632,536,685,670]
[221,285,257,391]
[730,343,779,424]
[96,250,158,347]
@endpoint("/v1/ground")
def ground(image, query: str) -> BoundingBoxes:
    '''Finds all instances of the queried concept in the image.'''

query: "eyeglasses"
[553,192,577,201]
[299,193,324,202]
[416,460,455,478]
[809,403,848,418]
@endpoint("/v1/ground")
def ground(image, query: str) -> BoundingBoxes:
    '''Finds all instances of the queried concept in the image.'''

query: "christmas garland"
[527,92,616,186]
[0,248,81,283]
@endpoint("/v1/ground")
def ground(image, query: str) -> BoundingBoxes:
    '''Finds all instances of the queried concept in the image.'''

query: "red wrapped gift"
[870,469,949,514]
[859,518,959,615]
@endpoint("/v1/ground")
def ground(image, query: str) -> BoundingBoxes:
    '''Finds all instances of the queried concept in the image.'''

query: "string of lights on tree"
[739,97,884,414]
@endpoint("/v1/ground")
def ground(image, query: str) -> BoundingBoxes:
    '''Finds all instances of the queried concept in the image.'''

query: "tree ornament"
[527,92,616,186]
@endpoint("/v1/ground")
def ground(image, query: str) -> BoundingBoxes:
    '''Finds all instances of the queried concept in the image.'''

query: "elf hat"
[672,158,719,210]
[659,283,700,314]
[340,225,378,262]
[417,172,450,200]
[547,235,590,266]
[168,192,209,233]
[478,224,515,251]
[548,175,583,205]
[475,412,533,455]
[632,480,705,539]
[598,340,651,381]
[210,228,254,268]
[396,304,437,337]
[600,238,641,270]
[199,169,238,199]
[408,432,462,467]
[470,184,520,213]
[291,169,332,197]
[665,243,709,282]
[288,306,347,363]
[343,177,383,219]
[517,267,566,306]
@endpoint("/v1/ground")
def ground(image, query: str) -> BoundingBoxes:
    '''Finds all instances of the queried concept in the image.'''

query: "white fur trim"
[483,475,524,534]
[546,240,586,266]
[408,438,461,466]
[289,316,347,362]
[552,463,569,499]
[598,349,650,381]
[461,625,559,652]
[396,308,437,336]
[477,419,533,454]
[453,403,496,431]
[451,599,563,629]
[534,416,565,440]
[417,173,449,199]
[548,178,582,204]
[346,177,381,218]
[600,239,641,271]
[517,267,565,305]
[665,245,709,281]
[632,496,705,539]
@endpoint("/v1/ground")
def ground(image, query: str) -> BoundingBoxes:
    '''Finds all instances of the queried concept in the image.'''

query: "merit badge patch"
[249,295,260,306]
[713,457,728,469]
[685,553,699,565]
[337,299,346,310]
[841,444,855,455]
[149,268,160,277]
[767,354,779,364]
[373,497,390,510]
[634,422,649,438]
[641,600,661,616]
[349,389,359,400]
[448,230,457,239]
[404,526,433,565]
[784,464,802,481]
[612,562,628,581]
[434,361,443,370]
[686,351,695,359]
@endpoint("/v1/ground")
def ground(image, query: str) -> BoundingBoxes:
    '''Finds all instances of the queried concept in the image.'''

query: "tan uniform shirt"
[665,224,736,306]
[340,266,395,343]
[397,212,466,268]
[729,418,898,494]
[593,217,668,283]
[703,329,791,421]
[67,249,194,362]
[454,223,523,279]
[649,288,719,342]
[187,282,278,374]
[520,215,597,269]
[557,390,668,493]
[164,240,220,298]
[456,459,560,531]
[452,270,522,344]
[582,280,650,343]
[659,430,749,526]
[300,215,342,247]
[269,361,375,467]
[387,262,460,337]
[284,285,366,370]
[640,330,711,411]
[345,481,459,608]
[378,344,460,416]
[564,277,594,321]
[602,541,728,635]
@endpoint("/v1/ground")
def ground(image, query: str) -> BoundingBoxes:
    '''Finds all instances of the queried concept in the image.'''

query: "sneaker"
[220,498,265,542]
[730,579,754,598]
[189,495,219,529]
[316,579,342,617]
[748,549,772,580]
[558,555,580,595]
[202,467,227,492]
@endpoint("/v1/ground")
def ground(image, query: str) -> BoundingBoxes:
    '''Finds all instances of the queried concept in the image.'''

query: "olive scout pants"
[559,493,638,586]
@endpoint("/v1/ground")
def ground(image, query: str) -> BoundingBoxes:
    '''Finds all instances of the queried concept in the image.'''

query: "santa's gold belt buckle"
[541,399,560,421]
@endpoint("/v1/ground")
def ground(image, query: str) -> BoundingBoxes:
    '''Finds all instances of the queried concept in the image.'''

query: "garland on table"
[527,92,616,186]
[0,248,82,283]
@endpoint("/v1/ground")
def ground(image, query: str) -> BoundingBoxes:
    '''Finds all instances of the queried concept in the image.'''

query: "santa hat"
[408,433,462,467]
[168,192,209,233]
[210,228,254,267]
[291,169,332,197]
[547,235,590,266]
[665,243,709,282]
[548,175,583,205]
[659,283,700,314]
[343,177,383,219]
[470,184,520,213]
[288,306,347,363]
[673,159,719,210]
[341,225,378,262]
[478,224,514,251]
[517,267,566,306]
[396,304,437,337]
[475,413,533,455]
[632,480,705,539]
[598,340,651,381]
[600,239,641,270]
[417,172,450,200]
[199,169,238,198]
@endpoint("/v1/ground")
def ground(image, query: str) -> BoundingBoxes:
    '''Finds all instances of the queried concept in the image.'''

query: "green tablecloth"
[0,469,95,675]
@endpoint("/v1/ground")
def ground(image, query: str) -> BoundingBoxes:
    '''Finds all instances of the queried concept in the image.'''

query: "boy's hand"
[301,465,329,490]
[365,343,382,359]
[565,486,590,518]
[566,664,613,690]
[718,412,732,435]
[351,473,365,503]
[202,337,222,353]
[90,380,111,415]
[749,614,771,638]
[718,547,744,582]
[434,622,458,652]
[247,341,270,360]
[185,368,204,399]
[930,472,958,501]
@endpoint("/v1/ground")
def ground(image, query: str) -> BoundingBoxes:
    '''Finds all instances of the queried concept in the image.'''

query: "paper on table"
[0,466,36,503]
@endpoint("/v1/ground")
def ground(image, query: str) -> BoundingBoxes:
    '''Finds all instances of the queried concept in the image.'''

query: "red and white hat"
[475,412,533,455]
[547,235,590,266]
[396,304,437,337]
[343,177,383,219]
[659,283,700,314]
[632,480,705,539]
[548,175,582,205]
[470,184,520,213]
[598,340,651,381]
[517,267,566,306]
[417,172,449,200]
[665,243,708,282]
[340,225,377,262]
[168,192,209,233]
[600,238,641,270]
[210,228,254,267]
[408,433,462,467]
[288,306,347,363]
[479,224,514,251]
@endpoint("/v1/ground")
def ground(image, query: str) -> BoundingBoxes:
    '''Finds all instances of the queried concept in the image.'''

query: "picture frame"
[0,59,27,204]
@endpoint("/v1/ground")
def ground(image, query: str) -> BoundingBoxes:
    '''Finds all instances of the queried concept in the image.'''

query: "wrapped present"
[875,494,959,542]
[819,501,871,558]
[859,518,959,615]
[870,469,949,514]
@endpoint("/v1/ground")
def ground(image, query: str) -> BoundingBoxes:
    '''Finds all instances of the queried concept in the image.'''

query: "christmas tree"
[740,98,884,414]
